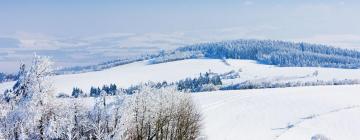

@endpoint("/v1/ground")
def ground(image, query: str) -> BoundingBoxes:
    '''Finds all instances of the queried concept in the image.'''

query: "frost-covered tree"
[121,86,202,140]
[1,59,203,139]
[3,63,27,103]
[84,90,127,139]
[89,90,109,139]
[1,55,55,139]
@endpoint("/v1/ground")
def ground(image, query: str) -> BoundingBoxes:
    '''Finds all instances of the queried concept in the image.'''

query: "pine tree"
[72,87,84,98]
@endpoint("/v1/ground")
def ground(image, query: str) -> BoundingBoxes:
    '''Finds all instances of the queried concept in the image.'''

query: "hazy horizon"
[1,0,360,73]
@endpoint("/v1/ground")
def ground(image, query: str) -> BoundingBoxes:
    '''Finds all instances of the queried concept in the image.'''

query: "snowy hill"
[1,58,360,140]
[1,58,360,95]
[175,39,360,69]
[194,85,360,140]
[50,39,360,75]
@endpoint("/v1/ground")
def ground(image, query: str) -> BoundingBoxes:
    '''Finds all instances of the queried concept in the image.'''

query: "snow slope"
[194,85,360,140]
[1,59,360,94]
[1,59,360,139]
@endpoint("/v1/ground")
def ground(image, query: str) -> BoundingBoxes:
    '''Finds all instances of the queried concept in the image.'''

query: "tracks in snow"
[273,105,360,140]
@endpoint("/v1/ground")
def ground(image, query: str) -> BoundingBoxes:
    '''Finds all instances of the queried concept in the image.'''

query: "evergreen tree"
[72,87,84,98]
[90,87,101,97]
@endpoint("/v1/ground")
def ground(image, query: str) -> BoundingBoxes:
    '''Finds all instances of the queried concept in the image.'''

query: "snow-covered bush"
[121,86,202,140]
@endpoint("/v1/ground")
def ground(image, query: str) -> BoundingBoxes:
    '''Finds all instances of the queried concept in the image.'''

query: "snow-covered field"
[2,58,360,95]
[1,58,360,139]
[194,85,360,140]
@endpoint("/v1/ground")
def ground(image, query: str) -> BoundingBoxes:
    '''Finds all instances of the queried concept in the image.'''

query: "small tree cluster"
[101,84,117,95]
[90,87,102,97]
[177,72,222,92]
[89,84,118,97]
[71,87,85,98]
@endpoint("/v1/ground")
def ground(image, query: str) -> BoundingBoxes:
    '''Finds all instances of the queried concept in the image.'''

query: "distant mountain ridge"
[2,39,360,83]
[177,39,360,68]
[55,39,360,74]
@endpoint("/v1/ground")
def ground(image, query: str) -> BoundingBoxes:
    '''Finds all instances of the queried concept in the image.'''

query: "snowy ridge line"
[273,105,360,140]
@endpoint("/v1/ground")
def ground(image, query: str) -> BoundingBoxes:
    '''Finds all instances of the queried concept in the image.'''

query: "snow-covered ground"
[1,58,360,139]
[194,85,360,140]
[1,58,360,95]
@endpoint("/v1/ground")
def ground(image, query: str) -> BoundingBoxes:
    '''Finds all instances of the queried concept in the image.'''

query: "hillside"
[177,40,360,69]
[1,57,360,139]
[2,58,360,95]
[194,85,360,140]
[48,39,360,75]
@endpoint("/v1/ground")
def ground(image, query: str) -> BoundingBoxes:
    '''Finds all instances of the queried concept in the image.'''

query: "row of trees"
[0,55,202,139]
[0,72,18,83]
[68,71,224,99]
[221,79,360,90]
[88,84,118,97]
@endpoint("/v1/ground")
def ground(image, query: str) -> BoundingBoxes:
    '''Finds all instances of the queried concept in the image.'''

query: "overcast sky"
[1,0,360,72]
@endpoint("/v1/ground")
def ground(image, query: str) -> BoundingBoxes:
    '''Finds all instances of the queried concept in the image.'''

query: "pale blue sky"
[1,0,359,37]
[1,0,360,72]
